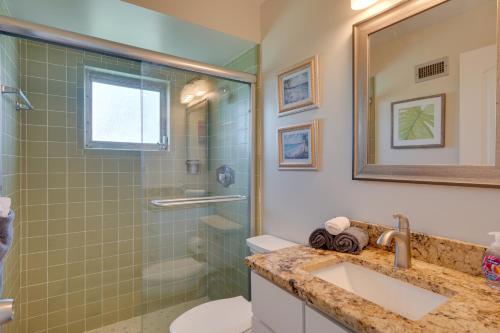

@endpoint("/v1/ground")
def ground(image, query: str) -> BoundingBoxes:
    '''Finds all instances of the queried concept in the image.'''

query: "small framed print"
[278,120,320,170]
[278,56,319,116]
[391,94,445,149]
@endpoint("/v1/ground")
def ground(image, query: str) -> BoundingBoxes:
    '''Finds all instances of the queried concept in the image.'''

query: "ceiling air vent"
[415,57,449,83]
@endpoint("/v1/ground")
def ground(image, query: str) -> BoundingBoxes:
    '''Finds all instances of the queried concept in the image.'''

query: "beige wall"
[371,0,496,165]
[260,0,500,246]
[126,0,263,43]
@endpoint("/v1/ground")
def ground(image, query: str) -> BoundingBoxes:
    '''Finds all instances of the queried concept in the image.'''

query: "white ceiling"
[125,0,264,43]
[4,0,257,66]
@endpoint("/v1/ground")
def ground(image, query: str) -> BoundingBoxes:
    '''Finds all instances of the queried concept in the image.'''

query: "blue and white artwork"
[282,128,312,164]
[281,67,312,108]
[278,57,319,116]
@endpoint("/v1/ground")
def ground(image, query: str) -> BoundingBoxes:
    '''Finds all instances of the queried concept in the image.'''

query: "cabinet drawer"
[251,272,304,333]
[305,305,352,333]
[252,316,274,333]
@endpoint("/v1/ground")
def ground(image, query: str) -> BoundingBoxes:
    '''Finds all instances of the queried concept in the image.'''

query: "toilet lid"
[170,296,252,333]
[246,234,297,253]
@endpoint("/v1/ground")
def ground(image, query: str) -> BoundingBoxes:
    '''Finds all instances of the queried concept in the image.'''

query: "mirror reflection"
[368,0,497,165]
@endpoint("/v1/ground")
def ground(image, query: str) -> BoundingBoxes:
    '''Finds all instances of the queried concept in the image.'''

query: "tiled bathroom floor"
[86,297,209,333]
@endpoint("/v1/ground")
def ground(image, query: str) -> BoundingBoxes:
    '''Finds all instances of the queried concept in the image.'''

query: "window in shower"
[85,66,170,150]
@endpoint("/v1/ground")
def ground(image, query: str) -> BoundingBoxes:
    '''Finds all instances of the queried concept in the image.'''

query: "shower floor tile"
[86,297,209,333]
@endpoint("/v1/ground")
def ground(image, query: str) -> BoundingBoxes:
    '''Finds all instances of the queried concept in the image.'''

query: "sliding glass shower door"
[139,62,252,332]
[13,32,252,333]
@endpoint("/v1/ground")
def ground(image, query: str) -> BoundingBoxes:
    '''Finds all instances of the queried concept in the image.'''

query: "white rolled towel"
[324,216,350,235]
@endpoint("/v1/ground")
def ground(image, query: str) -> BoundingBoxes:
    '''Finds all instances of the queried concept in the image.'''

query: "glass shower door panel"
[139,61,251,332]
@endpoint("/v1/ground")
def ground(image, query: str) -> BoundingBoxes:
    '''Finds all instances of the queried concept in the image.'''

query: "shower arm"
[1,85,34,111]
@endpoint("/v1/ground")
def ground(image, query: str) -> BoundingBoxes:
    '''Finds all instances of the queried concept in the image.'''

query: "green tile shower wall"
[0,31,257,333]
[139,63,213,318]
[19,39,144,333]
[206,46,258,301]
[0,2,22,333]
[16,38,252,333]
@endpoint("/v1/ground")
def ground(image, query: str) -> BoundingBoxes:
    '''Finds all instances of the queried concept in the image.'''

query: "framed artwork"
[278,56,319,116]
[278,120,320,170]
[391,94,445,149]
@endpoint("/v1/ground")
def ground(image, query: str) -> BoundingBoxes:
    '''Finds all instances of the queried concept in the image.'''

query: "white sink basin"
[309,262,449,321]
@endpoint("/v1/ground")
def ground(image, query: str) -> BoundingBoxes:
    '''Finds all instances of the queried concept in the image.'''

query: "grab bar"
[150,195,247,208]
[1,85,34,110]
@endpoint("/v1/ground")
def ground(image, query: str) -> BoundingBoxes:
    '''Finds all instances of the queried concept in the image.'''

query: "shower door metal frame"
[0,15,258,236]
[0,16,256,84]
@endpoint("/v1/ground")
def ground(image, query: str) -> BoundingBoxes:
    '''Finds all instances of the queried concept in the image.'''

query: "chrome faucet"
[377,213,412,269]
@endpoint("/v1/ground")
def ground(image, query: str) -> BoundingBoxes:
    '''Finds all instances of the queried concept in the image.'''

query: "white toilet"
[169,235,298,333]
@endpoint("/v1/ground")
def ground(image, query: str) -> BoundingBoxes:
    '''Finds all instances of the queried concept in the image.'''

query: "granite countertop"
[245,245,500,333]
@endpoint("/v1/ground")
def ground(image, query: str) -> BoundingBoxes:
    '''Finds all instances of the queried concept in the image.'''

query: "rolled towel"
[309,228,335,250]
[332,226,368,254]
[0,210,14,262]
[324,216,350,235]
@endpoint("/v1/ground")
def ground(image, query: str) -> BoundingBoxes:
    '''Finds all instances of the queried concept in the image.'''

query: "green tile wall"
[0,29,257,332]
[18,39,144,333]
[139,64,212,319]
[206,46,258,301]
[0,2,22,333]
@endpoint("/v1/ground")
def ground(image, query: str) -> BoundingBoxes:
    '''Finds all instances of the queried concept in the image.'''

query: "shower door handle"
[150,195,247,208]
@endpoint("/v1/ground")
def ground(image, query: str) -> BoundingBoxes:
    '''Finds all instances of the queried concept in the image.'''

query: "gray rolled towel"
[309,228,335,250]
[332,226,368,254]
[0,210,14,262]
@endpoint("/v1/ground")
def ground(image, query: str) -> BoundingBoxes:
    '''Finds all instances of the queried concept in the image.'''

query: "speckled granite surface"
[350,220,487,276]
[245,246,500,333]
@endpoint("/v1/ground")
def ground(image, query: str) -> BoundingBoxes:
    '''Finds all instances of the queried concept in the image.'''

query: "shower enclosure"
[0,17,255,333]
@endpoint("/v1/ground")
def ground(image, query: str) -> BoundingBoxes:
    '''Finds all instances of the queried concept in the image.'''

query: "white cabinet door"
[252,316,275,333]
[305,305,352,333]
[251,272,304,333]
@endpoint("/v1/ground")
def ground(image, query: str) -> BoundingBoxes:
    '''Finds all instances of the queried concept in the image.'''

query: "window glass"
[85,67,168,150]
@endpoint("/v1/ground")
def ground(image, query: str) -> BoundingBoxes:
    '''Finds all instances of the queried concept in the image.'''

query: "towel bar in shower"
[150,195,247,208]
[1,85,34,110]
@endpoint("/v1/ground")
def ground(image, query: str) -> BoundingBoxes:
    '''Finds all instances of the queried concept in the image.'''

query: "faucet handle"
[393,213,410,231]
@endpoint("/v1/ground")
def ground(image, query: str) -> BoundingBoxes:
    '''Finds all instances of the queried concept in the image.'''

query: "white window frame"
[84,66,170,151]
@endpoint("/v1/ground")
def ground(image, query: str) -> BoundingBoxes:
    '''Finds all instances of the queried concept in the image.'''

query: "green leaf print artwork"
[398,104,435,140]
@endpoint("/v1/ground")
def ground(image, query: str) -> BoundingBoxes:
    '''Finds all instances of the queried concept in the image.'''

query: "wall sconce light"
[351,0,379,10]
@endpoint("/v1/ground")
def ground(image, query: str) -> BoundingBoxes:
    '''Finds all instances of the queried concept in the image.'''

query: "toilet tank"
[246,235,298,254]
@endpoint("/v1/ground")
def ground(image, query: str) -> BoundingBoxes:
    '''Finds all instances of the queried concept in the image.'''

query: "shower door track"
[0,15,256,84]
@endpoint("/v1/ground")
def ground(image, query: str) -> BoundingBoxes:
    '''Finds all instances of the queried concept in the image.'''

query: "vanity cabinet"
[251,317,274,333]
[251,272,352,333]
[251,272,304,333]
[305,305,352,333]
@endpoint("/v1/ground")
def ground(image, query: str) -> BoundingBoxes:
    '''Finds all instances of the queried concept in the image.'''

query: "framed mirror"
[353,0,500,187]
[186,99,208,175]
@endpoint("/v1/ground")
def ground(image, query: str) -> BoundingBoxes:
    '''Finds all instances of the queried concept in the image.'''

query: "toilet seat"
[169,296,252,333]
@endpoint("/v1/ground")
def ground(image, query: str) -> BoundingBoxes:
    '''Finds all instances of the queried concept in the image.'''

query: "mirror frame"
[353,0,500,188]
